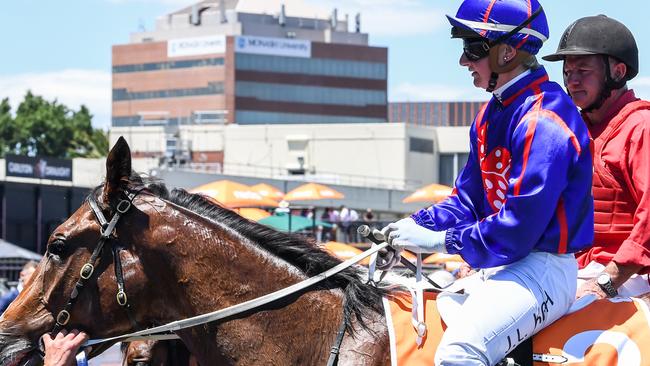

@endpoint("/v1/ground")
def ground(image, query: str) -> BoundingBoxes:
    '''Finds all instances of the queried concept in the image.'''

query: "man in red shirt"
[544,15,650,299]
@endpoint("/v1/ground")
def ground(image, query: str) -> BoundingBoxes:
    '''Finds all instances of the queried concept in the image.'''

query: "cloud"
[0,70,111,129]
[391,82,489,102]
[310,0,446,37]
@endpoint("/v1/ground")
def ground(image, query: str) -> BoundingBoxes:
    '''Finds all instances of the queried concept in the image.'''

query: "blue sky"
[1,0,649,129]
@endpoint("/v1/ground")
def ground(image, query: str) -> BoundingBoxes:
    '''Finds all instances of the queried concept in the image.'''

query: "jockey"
[543,15,650,299]
[382,0,594,365]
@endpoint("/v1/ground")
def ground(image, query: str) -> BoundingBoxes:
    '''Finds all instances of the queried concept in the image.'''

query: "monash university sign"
[5,155,73,181]
[235,35,311,58]
[168,35,226,58]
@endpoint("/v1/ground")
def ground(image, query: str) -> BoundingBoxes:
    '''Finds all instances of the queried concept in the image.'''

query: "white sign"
[168,35,226,58]
[235,35,311,58]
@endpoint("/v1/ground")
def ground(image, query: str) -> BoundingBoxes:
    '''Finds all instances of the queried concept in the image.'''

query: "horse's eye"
[48,240,66,256]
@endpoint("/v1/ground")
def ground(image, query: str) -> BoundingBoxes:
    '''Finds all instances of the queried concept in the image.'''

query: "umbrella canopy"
[236,208,271,221]
[250,183,285,201]
[259,213,331,232]
[322,241,370,265]
[284,183,344,201]
[190,180,279,208]
[402,183,453,204]
[0,239,42,261]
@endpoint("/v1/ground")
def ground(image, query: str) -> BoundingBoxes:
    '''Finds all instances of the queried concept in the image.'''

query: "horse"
[0,137,392,365]
[122,339,197,366]
[1,137,649,366]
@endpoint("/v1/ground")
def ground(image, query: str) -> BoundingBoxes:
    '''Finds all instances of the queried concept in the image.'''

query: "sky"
[1,0,649,129]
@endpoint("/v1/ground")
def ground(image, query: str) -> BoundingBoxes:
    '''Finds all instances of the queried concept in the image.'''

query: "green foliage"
[0,91,108,158]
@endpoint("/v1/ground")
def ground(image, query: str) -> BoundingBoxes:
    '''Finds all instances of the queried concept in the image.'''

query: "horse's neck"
[160,204,370,364]
[181,289,352,365]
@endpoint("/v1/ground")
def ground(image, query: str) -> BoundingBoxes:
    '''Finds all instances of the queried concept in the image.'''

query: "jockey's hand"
[375,246,402,271]
[575,278,607,300]
[382,218,447,254]
[457,263,476,279]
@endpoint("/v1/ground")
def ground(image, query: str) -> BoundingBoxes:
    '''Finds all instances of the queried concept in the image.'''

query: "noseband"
[50,189,142,336]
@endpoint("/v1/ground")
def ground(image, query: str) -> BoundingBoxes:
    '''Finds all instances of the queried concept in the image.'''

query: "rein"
[85,240,389,346]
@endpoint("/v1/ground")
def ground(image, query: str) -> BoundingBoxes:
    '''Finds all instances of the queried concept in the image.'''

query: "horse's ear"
[103,136,132,203]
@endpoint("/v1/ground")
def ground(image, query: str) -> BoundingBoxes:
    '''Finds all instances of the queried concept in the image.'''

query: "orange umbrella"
[402,183,453,204]
[323,241,370,265]
[190,180,279,208]
[250,183,285,201]
[284,183,344,201]
[236,207,272,221]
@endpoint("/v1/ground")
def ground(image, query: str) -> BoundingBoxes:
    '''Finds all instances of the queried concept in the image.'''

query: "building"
[111,0,388,166]
[389,101,486,127]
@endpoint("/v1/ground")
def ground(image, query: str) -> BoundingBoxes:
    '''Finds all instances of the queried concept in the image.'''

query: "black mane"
[105,178,387,332]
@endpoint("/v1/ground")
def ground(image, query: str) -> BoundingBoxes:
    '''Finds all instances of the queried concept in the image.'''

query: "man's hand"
[382,218,447,253]
[576,278,607,300]
[42,329,89,366]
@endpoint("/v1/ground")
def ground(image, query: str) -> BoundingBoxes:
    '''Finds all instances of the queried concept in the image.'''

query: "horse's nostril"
[133,361,150,366]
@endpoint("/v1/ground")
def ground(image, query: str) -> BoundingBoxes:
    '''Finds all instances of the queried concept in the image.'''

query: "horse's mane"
[98,176,387,333]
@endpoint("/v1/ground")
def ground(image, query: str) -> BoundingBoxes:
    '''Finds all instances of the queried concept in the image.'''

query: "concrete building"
[112,0,387,166]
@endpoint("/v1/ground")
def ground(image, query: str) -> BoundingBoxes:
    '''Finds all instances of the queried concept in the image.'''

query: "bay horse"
[0,137,649,366]
[0,137,392,365]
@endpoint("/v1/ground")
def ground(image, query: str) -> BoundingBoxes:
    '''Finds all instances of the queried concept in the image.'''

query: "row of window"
[235,81,386,107]
[235,54,387,80]
[113,57,224,73]
[235,110,385,125]
[112,82,224,101]
[389,102,485,127]
[112,112,228,127]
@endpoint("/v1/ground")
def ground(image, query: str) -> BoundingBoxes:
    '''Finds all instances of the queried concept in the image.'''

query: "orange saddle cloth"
[383,292,650,366]
[533,297,650,365]
[383,291,446,366]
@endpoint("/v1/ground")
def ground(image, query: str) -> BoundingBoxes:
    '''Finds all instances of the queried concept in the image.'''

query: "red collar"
[582,89,639,128]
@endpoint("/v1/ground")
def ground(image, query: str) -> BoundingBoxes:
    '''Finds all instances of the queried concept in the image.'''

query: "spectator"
[362,208,375,223]
[0,260,38,313]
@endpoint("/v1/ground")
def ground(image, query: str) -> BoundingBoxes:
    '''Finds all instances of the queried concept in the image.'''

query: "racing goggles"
[463,38,491,61]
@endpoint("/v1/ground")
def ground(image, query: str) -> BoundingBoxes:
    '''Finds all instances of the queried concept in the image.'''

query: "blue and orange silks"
[412,67,594,268]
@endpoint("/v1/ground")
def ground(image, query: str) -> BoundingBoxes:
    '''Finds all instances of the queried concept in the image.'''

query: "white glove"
[381,218,448,253]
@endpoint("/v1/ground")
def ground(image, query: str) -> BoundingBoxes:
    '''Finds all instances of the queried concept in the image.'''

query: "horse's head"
[0,137,164,365]
[122,339,196,366]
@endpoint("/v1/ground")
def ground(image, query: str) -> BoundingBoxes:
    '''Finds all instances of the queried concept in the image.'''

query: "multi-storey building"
[111,0,387,166]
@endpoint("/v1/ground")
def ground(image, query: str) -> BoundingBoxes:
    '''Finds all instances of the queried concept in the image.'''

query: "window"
[235,54,387,80]
[113,82,224,101]
[235,81,385,107]
[235,110,384,124]
[113,57,224,73]
[439,152,470,187]
[409,137,434,154]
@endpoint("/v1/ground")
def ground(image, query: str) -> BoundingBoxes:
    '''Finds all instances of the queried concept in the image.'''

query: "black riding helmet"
[543,15,638,80]
[543,15,638,112]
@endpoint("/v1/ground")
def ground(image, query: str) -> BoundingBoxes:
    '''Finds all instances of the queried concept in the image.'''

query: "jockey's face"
[460,47,492,90]
[563,55,605,109]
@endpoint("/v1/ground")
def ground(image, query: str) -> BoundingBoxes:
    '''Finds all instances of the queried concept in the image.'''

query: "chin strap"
[487,72,499,93]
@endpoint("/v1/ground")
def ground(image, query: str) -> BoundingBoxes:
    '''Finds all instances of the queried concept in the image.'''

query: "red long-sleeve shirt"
[577,90,650,274]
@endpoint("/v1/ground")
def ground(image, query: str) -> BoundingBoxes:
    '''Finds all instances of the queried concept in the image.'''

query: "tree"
[0,91,108,158]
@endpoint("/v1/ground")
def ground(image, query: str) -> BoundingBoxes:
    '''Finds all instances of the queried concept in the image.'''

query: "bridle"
[50,189,143,337]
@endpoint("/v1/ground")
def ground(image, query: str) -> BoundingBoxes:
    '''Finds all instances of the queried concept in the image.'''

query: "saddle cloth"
[383,291,650,366]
